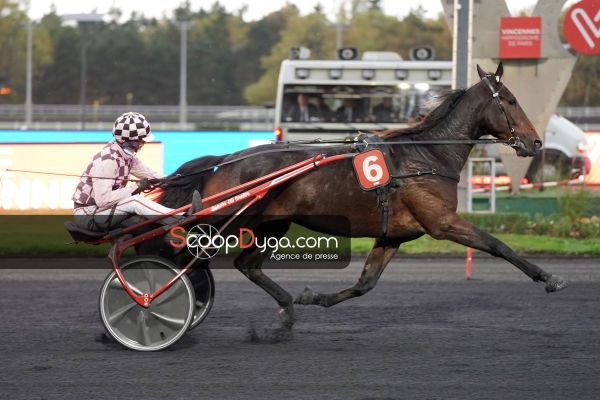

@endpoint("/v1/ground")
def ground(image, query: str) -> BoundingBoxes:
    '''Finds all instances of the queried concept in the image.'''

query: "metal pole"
[178,21,192,130]
[330,21,348,57]
[25,20,33,128]
[453,0,472,89]
[454,0,473,212]
[79,23,87,130]
[336,22,343,50]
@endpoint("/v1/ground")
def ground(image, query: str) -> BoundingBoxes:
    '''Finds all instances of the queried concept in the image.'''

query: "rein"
[16,134,495,184]
[1,169,150,186]
[280,137,511,146]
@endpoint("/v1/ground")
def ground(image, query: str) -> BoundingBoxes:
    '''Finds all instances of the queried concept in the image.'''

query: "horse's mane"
[377,88,467,140]
[158,154,227,207]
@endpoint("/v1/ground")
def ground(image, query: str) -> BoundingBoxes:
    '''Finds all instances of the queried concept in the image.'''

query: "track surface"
[1,255,599,400]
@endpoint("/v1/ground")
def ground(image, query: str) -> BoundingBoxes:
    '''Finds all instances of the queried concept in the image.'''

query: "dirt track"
[0,255,599,400]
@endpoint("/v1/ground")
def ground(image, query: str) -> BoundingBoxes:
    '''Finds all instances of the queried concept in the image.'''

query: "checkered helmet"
[112,112,153,142]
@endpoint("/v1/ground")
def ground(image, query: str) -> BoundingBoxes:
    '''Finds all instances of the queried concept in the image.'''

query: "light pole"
[25,19,33,128]
[61,13,104,130]
[177,20,193,130]
[328,21,349,57]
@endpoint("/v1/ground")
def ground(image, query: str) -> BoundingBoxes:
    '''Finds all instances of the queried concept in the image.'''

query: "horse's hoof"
[545,275,568,293]
[294,286,315,305]
[245,325,293,344]
[278,307,295,329]
[264,326,293,343]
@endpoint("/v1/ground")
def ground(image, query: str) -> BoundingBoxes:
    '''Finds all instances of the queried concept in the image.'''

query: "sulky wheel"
[187,267,215,330]
[98,256,195,351]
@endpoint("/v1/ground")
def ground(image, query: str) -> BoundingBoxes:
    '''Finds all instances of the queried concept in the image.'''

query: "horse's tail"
[157,154,227,208]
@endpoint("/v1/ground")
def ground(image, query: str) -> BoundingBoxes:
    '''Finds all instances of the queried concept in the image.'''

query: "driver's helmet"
[112,112,153,142]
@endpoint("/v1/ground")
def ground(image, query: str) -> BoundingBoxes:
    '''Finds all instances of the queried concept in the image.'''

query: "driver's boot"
[185,190,203,216]
[160,190,203,258]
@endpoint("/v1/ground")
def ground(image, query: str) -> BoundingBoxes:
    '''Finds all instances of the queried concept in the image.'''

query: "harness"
[481,74,522,149]
[352,133,464,238]
[354,74,523,238]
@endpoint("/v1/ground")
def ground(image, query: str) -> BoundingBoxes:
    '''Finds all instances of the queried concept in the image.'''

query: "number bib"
[352,149,391,191]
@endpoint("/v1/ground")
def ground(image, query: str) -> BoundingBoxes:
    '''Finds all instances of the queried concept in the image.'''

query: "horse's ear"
[495,62,504,81]
[477,64,486,79]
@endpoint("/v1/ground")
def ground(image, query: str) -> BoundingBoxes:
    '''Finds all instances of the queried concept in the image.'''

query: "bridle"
[481,74,522,149]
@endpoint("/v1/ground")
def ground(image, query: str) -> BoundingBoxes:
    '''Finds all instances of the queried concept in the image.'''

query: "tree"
[244,5,453,105]
[233,11,287,105]
[560,54,600,107]
[88,20,149,105]
[0,1,596,108]
[36,20,79,104]
[344,8,451,60]
[244,8,334,105]
[0,0,52,103]
[186,6,240,105]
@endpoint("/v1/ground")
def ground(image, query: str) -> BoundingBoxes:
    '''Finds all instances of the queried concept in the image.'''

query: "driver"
[72,111,201,232]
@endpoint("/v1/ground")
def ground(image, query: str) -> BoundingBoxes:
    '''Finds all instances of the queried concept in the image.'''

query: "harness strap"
[354,133,462,238]
[376,186,390,238]
[391,169,460,182]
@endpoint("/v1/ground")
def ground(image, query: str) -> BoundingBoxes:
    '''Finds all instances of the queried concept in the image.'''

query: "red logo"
[564,0,600,55]
[352,149,391,191]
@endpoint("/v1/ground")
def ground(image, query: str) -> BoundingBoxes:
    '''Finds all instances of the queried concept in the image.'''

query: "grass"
[3,185,600,258]
[1,214,600,257]
[352,234,600,256]
[0,214,113,257]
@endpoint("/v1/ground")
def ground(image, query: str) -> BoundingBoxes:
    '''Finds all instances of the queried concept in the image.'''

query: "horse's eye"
[508,98,516,105]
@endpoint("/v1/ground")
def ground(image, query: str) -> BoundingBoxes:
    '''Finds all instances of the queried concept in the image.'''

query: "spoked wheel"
[187,267,215,330]
[99,256,195,351]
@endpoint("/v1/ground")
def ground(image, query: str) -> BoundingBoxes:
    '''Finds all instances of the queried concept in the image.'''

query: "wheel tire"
[98,256,195,351]
[187,267,215,330]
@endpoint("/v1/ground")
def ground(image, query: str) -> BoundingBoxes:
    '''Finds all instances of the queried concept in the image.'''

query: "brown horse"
[157,63,567,332]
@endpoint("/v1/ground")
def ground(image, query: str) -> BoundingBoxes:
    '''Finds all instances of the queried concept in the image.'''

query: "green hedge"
[464,188,600,239]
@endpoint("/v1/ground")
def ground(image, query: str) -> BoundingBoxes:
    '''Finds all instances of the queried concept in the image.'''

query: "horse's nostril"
[534,139,543,150]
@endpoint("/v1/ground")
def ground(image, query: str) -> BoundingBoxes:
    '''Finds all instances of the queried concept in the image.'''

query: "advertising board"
[0,142,163,210]
[499,17,542,59]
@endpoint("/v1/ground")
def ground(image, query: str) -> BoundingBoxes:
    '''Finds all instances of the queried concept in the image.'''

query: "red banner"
[499,17,542,59]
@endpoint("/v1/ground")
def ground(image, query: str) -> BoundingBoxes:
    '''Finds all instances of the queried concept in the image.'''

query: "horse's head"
[476,63,542,157]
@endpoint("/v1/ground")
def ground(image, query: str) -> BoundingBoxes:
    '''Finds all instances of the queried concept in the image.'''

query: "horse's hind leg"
[235,251,296,329]
[295,237,401,307]
[234,221,296,329]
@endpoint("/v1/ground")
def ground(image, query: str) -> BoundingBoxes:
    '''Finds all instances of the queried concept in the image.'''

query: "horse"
[153,62,567,333]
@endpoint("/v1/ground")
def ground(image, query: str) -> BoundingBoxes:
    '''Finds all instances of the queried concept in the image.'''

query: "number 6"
[362,155,384,183]
[352,149,391,190]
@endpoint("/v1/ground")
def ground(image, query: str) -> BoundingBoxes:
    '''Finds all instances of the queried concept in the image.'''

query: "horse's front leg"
[295,237,401,307]
[426,213,567,292]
